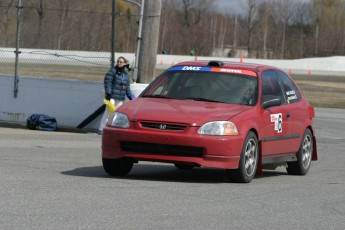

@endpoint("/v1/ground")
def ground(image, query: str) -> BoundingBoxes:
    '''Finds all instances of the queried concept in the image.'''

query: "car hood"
[118,98,252,126]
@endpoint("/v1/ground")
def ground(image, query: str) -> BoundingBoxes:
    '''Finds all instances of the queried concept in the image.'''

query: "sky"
[215,0,244,15]
[214,0,313,15]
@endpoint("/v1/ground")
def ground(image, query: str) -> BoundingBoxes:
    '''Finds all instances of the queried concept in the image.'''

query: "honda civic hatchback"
[102,60,317,183]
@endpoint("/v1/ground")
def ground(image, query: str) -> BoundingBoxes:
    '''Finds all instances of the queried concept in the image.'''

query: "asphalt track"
[0,107,344,230]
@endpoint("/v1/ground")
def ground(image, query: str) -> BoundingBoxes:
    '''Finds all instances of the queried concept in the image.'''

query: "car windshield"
[142,69,258,106]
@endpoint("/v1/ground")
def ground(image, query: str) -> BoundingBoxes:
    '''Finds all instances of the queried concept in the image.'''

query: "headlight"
[198,121,238,136]
[107,112,130,128]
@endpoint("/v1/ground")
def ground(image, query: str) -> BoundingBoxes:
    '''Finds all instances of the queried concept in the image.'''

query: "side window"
[275,70,301,104]
[144,75,169,95]
[261,70,285,104]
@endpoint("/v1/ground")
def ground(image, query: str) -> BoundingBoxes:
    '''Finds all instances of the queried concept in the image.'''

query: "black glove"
[125,64,132,72]
[130,94,136,100]
[105,93,111,100]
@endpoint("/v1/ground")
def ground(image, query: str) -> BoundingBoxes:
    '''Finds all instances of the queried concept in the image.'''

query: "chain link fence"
[0,0,139,84]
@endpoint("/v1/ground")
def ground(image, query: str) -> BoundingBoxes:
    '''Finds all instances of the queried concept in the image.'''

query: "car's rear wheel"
[287,128,313,175]
[174,163,195,170]
[226,131,258,183]
[102,158,133,176]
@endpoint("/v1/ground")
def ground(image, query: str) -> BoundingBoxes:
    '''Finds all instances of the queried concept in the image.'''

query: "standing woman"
[98,56,135,134]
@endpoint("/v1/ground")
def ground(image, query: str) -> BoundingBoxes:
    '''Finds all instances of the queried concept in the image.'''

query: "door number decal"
[271,113,283,133]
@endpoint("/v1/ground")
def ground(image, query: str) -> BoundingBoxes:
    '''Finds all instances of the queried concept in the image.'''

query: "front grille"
[140,122,187,131]
[121,141,203,157]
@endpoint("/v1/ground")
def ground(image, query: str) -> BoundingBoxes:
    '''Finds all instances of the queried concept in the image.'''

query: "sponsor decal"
[169,66,256,76]
[286,90,295,95]
[182,66,202,71]
[170,66,211,71]
[218,68,242,73]
[211,68,257,76]
[286,90,297,101]
[270,113,283,133]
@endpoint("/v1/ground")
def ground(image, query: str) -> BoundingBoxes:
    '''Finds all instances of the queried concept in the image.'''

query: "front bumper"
[102,125,245,169]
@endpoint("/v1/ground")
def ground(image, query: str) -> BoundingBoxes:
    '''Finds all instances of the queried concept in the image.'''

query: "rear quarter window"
[275,70,301,104]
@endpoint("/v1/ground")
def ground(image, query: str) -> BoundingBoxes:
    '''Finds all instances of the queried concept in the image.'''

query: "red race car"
[102,60,317,183]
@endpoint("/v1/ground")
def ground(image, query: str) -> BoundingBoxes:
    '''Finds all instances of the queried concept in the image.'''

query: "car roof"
[174,60,280,72]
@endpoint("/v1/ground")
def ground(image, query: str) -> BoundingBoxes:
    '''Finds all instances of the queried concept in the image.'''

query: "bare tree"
[57,0,70,50]
[240,0,259,57]
[177,0,214,54]
[34,0,44,46]
[215,14,228,54]
[313,0,345,55]
[256,1,274,58]
[4,0,345,60]
[0,0,16,46]
[272,0,300,58]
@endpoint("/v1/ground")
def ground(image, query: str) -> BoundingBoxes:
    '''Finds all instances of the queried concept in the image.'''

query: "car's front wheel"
[286,128,313,175]
[102,158,133,176]
[226,131,258,183]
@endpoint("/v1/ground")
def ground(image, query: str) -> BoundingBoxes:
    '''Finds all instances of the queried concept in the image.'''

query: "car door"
[259,70,295,157]
[274,70,305,152]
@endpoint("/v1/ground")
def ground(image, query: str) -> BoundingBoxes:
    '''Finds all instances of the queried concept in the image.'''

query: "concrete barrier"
[0,74,148,131]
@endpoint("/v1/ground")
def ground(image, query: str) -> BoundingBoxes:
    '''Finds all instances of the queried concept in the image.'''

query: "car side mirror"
[261,96,282,109]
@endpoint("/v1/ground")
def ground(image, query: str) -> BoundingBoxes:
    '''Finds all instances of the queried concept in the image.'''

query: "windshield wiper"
[185,97,219,102]
[142,95,174,99]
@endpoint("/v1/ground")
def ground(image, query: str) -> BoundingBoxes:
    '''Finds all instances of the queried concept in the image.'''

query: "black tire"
[102,158,133,176]
[174,163,195,170]
[226,131,258,183]
[287,129,313,175]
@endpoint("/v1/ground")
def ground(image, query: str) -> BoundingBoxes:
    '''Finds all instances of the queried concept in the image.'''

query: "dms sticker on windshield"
[270,113,282,133]
[170,66,212,71]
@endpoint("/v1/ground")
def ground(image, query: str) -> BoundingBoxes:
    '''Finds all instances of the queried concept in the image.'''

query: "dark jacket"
[104,66,133,101]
